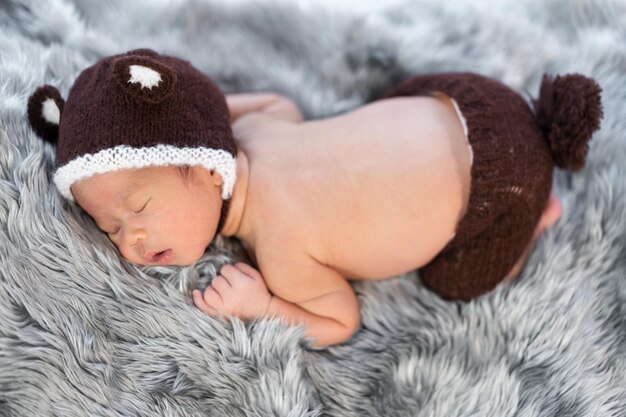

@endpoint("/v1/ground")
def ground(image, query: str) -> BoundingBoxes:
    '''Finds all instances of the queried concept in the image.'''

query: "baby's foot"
[502,192,563,283]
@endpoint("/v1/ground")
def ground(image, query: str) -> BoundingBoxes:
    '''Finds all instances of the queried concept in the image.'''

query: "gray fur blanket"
[1,0,625,415]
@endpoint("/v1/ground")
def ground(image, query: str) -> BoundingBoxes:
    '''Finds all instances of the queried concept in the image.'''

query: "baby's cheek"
[106,232,119,245]
[168,205,206,232]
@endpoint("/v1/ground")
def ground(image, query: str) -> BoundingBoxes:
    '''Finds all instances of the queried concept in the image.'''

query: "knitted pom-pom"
[532,73,603,171]
[26,85,65,145]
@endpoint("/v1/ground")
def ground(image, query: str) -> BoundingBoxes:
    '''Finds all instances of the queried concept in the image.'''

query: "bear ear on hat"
[27,84,65,145]
[124,48,159,57]
[113,54,176,104]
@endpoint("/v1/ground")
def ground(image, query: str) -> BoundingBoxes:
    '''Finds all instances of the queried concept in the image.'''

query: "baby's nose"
[120,237,149,265]
[122,226,148,250]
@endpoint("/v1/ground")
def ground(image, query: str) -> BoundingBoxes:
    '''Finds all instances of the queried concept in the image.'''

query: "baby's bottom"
[422,101,552,299]
[425,91,546,299]
[379,72,555,301]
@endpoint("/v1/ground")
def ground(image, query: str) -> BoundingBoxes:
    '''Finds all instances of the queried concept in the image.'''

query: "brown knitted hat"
[380,72,603,301]
[26,48,237,234]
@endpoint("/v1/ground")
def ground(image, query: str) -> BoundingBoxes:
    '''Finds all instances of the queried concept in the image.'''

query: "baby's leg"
[421,197,538,300]
[502,191,562,283]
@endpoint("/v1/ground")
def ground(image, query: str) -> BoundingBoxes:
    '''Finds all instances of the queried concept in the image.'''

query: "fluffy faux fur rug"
[1,0,625,415]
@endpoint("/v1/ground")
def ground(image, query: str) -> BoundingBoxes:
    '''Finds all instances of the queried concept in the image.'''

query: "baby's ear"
[27,85,65,145]
[209,168,224,186]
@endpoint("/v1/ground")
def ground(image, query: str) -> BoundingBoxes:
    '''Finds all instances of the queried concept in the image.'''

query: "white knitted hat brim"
[54,144,237,202]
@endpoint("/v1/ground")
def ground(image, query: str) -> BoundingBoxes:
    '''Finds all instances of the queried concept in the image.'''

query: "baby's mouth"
[152,249,173,264]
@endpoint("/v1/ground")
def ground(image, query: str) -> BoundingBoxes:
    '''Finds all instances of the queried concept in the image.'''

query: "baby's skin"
[71,93,562,348]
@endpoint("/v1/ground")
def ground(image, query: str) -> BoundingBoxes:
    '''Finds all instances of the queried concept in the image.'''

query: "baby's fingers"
[192,289,219,316]
[235,262,263,281]
[211,275,231,293]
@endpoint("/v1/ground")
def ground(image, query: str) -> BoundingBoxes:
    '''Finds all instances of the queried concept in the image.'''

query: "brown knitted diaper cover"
[379,72,555,301]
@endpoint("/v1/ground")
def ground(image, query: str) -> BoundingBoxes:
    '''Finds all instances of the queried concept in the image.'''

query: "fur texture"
[1,0,625,415]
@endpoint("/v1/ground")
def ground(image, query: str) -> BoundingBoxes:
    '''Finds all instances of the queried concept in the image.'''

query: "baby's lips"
[142,249,165,262]
[152,249,173,264]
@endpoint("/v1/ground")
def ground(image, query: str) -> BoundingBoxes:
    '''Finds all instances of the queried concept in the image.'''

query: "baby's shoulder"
[232,111,281,133]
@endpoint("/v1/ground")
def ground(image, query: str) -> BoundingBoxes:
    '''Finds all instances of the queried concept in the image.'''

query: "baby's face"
[70,166,223,266]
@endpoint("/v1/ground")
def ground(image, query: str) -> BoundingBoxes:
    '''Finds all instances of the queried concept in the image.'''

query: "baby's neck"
[218,150,253,243]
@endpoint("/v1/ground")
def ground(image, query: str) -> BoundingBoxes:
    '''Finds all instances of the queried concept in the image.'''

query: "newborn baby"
[27,49,602,348]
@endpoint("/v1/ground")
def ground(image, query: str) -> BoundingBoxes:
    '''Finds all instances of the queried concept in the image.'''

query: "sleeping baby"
[27,49,602,348]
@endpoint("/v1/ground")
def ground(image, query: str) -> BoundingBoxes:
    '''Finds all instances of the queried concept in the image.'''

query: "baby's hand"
[192,262,272,321]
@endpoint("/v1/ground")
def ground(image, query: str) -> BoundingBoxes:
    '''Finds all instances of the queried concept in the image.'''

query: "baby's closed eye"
[95,197,151,234]
[134,198,151,214]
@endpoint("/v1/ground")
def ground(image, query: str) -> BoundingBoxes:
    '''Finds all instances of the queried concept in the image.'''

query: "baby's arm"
[266,277,360,348]
[260,253,361,348]
[225,93,304,123]
[192,255,360,348]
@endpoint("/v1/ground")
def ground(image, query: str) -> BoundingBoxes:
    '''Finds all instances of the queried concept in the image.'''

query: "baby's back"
[233,95,471,280]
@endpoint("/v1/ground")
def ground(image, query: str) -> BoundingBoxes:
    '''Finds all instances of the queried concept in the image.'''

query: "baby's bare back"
[233,95,471,281]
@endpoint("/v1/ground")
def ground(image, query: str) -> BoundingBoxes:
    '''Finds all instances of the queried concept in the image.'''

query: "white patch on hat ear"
[128,64,162,89]
[42,97,60,125]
